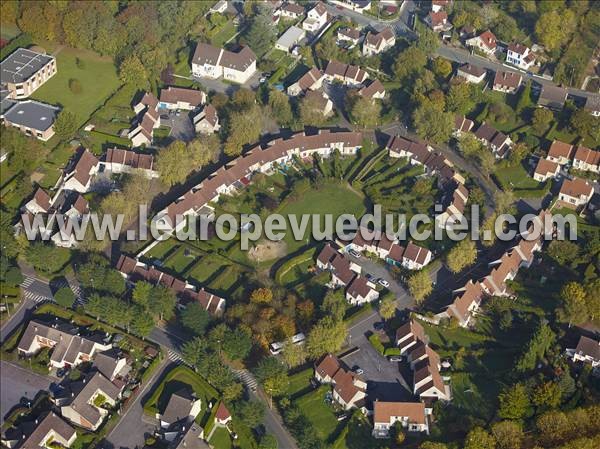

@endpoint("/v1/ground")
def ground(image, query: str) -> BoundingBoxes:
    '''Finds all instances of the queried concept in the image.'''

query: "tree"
[407,270,432,302]
[222,328,253,361]
[320,290,347,322]
[250,288,273,304]
[131,311,155,337]
[412,100,454,144]
[515,323,555,372]
[535,10,575,51]
[119,55,148,88]
[53,111,79,140]
[181,302,211,335]
[420,444,448,449]
[224,105,263,156]
[243,3,277,57]
[55,287,75,308]
[446,82,476,114]
[350,96,382,128]
[498,383,531,420]
[558,282,589,325]
[532,108,554,134]
[156,141,191,186]
[188,134,220,168]
[532,381,562,409]
[26,243,70,274]
[516,81,533,114]
[508,142,529,166]
[254,357,288,397]
[268,90,293,127]
[570,109,600,143]
[132,281,153,308]
[464,427,496,449]
[379,296,396,321]
[446,239,477,273]
[431,57,452,79]
[299,93,329,127]
[306,316,347,359]
[281,341,307,368]
[393,45,427,82]
[415,27,440,55]
[238,400,265,428]
[536,411,570,446]
[490,421,523,449]
[147,285,176,321]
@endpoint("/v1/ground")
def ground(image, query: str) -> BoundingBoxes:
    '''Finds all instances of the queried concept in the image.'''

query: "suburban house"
[572,145,600,173]
[215,402,232,426]
[1,412,76,449]
[302,2,328,33]
[558,177,595,208]
[396,320,427,354]
[330,0,372,13]
[346,275,379,305]
[128,92,160,147]
[537,84,567,111]
[158,87,206,110]
[287,67,324,96]
[61,148,100,193]
[278,2,305,20]
[533,158,560,182]
[466,30,497,55]
[61,372,123,431]
[116,254,227,315]
[359,79,386,100]
[18,320,112,370]
[431,0,451,12]
[436,181,469,229]
[492,70,522,93]
[456,63,486,84]
[0,48,57,99]
[506,43,535,70]
[210,0,227,14]
[192,43,257,84]
[362,27,395,56]
[93,349,130,382]
[444,280,486,327]
[372,401,429,437]
[474,122,512,158]
[193,104,221,134]
[453,115,474,136]
[158,388,202,429]
[324,60,369,86]
[102,147,158,178]
[1,99,60,141]
[337,27,361,47]
[566,336,600,368]
[172,424,209,449]
[426,11,451,32]
[275,26,306,53]
[304,90,333,116]
[583,95,600,117]
[546,140,574,165]
[314,354,367,410]
[25,188,52,215]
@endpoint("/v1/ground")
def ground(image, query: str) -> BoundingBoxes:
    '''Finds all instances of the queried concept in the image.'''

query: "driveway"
[159,109,196,143]
[1,361,54,424]
[192,71,262,95]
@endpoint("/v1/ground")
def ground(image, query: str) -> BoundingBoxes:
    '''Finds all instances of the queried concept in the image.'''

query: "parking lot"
[159,108,196,142]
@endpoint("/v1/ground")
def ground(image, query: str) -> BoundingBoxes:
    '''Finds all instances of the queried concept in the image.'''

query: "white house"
[533,158,559,182]
[158,87,206,110]
[278,2,305,20]
[158,389,202,429]
[302,2,328,33]
[372,402,428,438]
[61,149,100,193]
[567,336,600,368]
[345,275,379,305]
[546,140,574,165]
[506,43,535,70]
[456,63,486,84]
[193,104,221,134]
[466,30,497,55]
[192,43,257,84]
[275,26,306,53]
[287,67,324,96]
[558,177,595,208]
[362,27,395,56]
[572,145,600,174]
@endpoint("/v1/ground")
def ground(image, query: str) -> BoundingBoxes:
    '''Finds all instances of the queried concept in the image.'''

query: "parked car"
[388,356,402,362]
[348,249,362,258]
[160,114,169,120]
[352,366,364,375]
[175,109,181,116]
[259,77,267,84]
[373,321,385,331]
[56,368,69,378]
[378,279,390,288]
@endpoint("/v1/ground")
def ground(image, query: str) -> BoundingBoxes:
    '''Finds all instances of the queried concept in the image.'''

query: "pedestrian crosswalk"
[167,350,184,364]
[233,369,258,391]
[20,276,35,288]
[22,290,52,304]
[19,275,86,307]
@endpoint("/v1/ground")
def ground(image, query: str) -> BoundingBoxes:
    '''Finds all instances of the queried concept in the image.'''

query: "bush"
[4,267,23,286]
[384,347,401,357]
[69,78,83,94]
[75,57,85,70]
[55,287,75,308]
[368,333,385,355]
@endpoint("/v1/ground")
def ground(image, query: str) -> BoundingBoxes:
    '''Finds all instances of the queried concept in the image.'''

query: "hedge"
[383,347,401,357]
[368,334,385,355]
[0,34,32,60]
[274,248,316,284]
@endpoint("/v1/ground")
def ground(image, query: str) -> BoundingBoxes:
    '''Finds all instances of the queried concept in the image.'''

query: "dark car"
[374,321,385,331]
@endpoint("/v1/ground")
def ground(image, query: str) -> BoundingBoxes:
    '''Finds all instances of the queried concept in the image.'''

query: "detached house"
[159,87,206,110]
[362,27,395,56]
[359,79,386,100]
[346,275,379,305]
[287,67,324,96]
[474,122,512,158]
[431,0,450,13]
[558,177,595,208]
[572,145,600,174]
[492,70,522,94]
[466,30,497,55]
[61,372,123,431]
[25,188,52,215]
[453,115,474,136]
[0,48,57,99]
[302,2,328,33]
[314,354,367,410]
[324,60,369,87]
[583,95,600,117]
[158,388,202,429]
[456,63,486,84]
[537,84,567,111]
[337,27,361,47]
[426,11,451,32]
[373,402,428,437]
[1,412,76,449]
[546,140,574,165]
[61,148,100,193]
[193,104,221,134]
[506,43,535,70]
[279,2,305,20]
[567,336,600,368]
[533,158,560,182]
[1,99,60,141]
[192,43,257,84]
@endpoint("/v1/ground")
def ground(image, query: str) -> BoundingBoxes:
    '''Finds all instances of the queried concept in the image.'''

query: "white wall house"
[192,43,257,84]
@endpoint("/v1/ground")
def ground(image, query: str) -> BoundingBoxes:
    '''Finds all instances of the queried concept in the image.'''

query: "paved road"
[437,45,600,100]
[0,361,54,425]
[325,0,416,36]
[101,358,171,449]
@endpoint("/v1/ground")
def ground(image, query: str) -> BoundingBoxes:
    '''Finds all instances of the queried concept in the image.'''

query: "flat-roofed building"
[0,48,57,99]
[1,99,60,141]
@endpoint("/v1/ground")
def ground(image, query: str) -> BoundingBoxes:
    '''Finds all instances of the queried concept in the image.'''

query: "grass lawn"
[294,386,340,442]
[286,368,313,398]
[493,164,550,198]
[143,365,219,426]
[210,20,238,47]
[210,427,233,449]
[31,46,121,128]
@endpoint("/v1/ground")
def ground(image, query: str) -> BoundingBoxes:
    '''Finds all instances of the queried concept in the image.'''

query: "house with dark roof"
[537,84,567,111]
[302,2,328,33]
[172,423,209,449]
[583,95,600,117]
[278,2,305,20]
[18,320,112,370]
[453,115,474,136]
[492,70,522,94]
[193,104,221,134]
[0,48,57,99]
[287,67,324,96]
[314,354,367,410]
[102,147,158,178]
[337,27,361,47]
[93,349,130,382]
[362,27,395,56]
[395,320,427,354]
[24,188,52,215]
[1,412,76,449]
[159,87,206,111]
[324,61,369,87]
[1,99,60,141]
[474,122,512,158]
[506,43,535,70]
[128,92,160,147]
[567,336,600,368]
[61,148,100,193]
[192,43,257,84]
[158,388,202,429]
[359,79,386,100]
[456,63,486,84]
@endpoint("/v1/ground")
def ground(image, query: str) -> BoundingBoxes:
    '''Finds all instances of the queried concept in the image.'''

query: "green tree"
[536,411,570,446]
[413,100,454,144]
[515,323,555,372]
[532,106,554,134]
[320,290,347,322]
[535,10,576,51]
[238,400,265,428]
[446,82,476,114]
[254,357,289,397]
[156,141,192,186]
[131,310,155,337]
[393,45,427,82]
[516,81,532,114]
[299,93,329,127]
[26,243,69,274]
[464,427,496,449]
[546,240,579,266]
[407,270,432,302]
[243,3,277,57]
[180,302,211,335]
[420,443,448,449]
[224,105,263,156]
[498,383,531,420]
[222,328,253,361]
[306,316,347,359]
[132,281,153,309]
[53,110,79,141]
[532,381,562,409]
[558,282,589,325]
[119,55,149,88]
[446,239,477,274]
[281,341,307,368]
[379,296,396,321]
[350,96,382,128]
[147,285,176,321]
[268,90,293,127]
[491,421,523,449]
[431,57,453,79]
[55,287,75,308]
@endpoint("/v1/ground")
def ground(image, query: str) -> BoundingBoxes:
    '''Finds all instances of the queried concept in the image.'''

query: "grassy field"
[210,427,233,449]
[210,20,238,47]
[494,164,551,198]
[32,46,121,128]
[286,368,313,398]
[294,386,341,443]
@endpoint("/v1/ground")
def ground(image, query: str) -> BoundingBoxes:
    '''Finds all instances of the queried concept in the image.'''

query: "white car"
[378,279,390,288]
[348,249,362,258]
